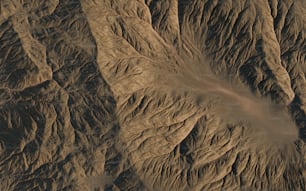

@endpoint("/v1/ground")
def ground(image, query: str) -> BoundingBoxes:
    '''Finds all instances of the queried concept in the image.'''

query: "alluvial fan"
[0,0,305,190]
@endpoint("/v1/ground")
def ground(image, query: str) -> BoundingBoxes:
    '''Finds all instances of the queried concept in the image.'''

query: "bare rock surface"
[0,0,305,190]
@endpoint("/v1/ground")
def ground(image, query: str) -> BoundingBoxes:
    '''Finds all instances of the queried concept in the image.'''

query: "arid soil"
[0,0,305,190]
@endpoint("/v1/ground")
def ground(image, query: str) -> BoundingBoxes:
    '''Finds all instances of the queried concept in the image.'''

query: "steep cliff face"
[0,0,305,190]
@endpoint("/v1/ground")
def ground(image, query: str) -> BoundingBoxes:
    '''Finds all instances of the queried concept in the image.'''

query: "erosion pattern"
[0,0,305,190]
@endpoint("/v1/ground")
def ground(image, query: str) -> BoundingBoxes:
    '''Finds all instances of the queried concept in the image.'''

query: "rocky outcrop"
[0,0,305,190]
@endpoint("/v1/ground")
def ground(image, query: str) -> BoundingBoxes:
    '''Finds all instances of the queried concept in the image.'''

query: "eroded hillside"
[0,0,305,190]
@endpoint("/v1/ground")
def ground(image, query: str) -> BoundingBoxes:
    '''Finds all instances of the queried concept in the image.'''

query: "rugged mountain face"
[0,0,305,190]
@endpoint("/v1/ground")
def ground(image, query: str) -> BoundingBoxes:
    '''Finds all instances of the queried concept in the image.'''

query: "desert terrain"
[0,0,305,190]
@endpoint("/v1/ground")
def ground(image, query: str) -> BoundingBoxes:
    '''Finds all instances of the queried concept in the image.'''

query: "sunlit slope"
[0,0,305,190]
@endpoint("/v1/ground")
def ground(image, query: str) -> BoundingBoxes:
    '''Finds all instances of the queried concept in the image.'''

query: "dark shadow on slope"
[289,96,306,141]
[0,0,123,190]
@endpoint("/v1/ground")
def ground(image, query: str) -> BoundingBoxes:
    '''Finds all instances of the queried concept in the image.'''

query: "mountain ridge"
[0,0,305,190]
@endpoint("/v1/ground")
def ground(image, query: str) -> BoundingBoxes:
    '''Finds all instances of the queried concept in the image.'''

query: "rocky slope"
[0,0,305,190]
